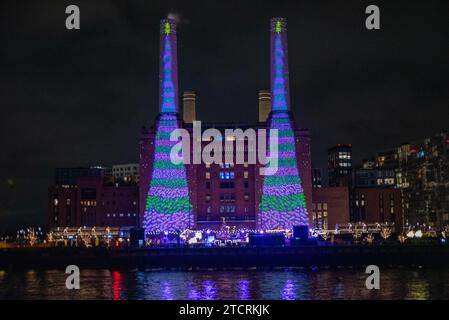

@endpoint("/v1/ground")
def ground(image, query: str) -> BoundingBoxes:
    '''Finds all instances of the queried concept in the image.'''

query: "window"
[205,194,211,202]
[220,205,235,213]
[206,182,211,189]
[220,171,234,180]
[244,171,248,179]
[244,181,249,188]
[205,172,210,179]
[220,181,234,188]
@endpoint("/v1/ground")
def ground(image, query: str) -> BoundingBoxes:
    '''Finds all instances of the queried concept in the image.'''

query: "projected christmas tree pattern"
[143,20,193,231]
[259,18,309,230]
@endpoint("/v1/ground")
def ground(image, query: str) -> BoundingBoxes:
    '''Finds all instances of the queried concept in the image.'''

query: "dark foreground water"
[1,268,448,300]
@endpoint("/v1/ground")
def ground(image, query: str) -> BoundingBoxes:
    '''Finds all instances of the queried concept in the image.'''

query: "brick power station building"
[139,97,313,230]
[139,18,312,231]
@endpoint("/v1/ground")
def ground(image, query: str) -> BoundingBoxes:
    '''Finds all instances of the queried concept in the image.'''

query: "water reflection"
[111,271,122,300]
[161,281,174,300]
[238,280,250,300]
[0,268,449,300]
[202,280,216,300]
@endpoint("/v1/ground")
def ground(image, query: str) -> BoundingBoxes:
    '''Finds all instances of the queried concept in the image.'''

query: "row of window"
[312,202,328,210]
[205,163,250,169]
[106,213,137,218]
[206,193,251,202]
[205,181,249,189]
[112,166,138,172]
[205,206,250,214]
[54,198,137,207]
[205,171,249,180]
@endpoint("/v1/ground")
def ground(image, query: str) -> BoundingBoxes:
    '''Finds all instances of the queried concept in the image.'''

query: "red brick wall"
[352,188,403,230]
[312,187,350,229]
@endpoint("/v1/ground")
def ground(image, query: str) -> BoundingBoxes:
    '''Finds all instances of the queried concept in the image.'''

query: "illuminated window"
[220,171,234,180]
[206,172,210,179]
[244,171,248,179]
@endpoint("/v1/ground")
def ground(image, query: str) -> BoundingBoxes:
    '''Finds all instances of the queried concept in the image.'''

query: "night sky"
[0,0,448,231]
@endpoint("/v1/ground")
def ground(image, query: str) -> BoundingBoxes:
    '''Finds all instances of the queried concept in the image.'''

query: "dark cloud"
[0,0,448,231]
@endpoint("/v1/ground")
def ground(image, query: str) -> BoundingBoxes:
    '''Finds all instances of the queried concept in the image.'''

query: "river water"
[0,268,448,300]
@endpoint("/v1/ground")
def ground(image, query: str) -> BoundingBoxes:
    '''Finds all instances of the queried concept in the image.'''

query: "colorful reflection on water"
[0,268,448,300]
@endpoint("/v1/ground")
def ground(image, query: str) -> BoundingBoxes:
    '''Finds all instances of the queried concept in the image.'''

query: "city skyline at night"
[0,0,448,231]
[1,0,449,305]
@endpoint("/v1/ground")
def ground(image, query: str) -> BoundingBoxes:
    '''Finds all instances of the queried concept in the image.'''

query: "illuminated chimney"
[270,17,290,112]
[258,90,271,122]
[159,19,179,114]
[183,91,196,123]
